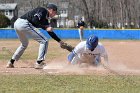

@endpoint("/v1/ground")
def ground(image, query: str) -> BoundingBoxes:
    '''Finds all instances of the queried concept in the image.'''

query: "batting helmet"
[86,35,98,51]
[47,3,57,12]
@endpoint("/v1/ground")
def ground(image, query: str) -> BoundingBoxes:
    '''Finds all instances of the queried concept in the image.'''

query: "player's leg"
[78,27,84,41]
[26,23,48,69]
[12,30,29,61]
[7,18,29,68]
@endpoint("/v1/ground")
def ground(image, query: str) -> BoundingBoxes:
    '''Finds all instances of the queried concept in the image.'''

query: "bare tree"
[1,0,140,28]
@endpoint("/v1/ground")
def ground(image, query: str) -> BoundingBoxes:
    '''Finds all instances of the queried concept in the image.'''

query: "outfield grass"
[0,75,140,93]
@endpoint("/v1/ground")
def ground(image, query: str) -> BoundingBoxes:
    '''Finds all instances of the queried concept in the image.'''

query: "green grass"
[0,75,140,93]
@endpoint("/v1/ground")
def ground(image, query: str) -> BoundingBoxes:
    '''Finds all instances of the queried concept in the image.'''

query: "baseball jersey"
[20,7,49,30]
[20,7,61,42]
[73,41,107,64]
[77,20,85,28]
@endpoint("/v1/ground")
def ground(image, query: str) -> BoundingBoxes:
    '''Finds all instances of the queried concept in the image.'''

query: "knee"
[41,40,48,45]
[21,42,28,49]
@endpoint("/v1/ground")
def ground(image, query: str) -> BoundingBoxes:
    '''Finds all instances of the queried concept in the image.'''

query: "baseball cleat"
[6,62,14,68]
[34,62,46,69]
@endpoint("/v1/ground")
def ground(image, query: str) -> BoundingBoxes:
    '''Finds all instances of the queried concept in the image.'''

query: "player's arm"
[67,43,83,64]
[68,50,82,65]
[46,26,61,42]
[32,10,70,49]
[103,53,109,65]
[46,27,75,52]
[32,15,62,42]
[68,51,76,64]
[99,44,109,65]
[100,48,109,65]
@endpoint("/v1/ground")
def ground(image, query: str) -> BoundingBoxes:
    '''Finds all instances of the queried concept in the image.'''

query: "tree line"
[0,0,140,28]
[70,0,140,28]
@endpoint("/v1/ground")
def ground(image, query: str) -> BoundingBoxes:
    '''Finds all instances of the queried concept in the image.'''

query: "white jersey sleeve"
[96,43,109,64]
[97,43,107,57]
[70,41,86,64]
[74,41,86,54]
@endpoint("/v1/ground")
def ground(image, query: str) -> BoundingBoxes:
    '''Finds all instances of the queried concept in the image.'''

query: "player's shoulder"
[79,41,86,46]
[96,42,105,49]
[92,42,106,54]
[98,42,102,46]
[75,41,86,48]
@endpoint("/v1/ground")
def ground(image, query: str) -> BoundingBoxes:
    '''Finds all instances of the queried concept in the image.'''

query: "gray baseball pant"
[12,18,48,61]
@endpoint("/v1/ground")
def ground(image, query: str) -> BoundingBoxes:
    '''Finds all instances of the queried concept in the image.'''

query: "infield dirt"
[0,39,140,75]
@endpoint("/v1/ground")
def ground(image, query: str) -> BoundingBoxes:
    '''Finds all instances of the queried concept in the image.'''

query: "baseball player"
[6,3,67,69]
[67,35,109,67]
[77,18,85,41]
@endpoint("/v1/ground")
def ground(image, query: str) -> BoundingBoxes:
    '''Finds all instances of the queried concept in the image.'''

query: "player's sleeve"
[67,51,80,65]
[47,31,61,42]
[68,51,76,62]
[67,42,84,64]
[75,42,84,52]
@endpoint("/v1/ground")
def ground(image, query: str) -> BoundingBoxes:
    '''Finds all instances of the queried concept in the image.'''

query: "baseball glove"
[60,42,74,52]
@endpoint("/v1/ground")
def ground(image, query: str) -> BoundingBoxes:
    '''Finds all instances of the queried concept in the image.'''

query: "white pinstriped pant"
[12,18,48,61]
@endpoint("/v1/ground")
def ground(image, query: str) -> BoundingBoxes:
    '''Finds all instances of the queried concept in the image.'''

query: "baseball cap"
[86,35,98,51]
[47,3,57,12]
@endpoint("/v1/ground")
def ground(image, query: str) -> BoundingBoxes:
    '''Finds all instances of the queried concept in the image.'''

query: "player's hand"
[59,40,65,47]
[59,41,67,48]
[59,40,65,45]
[46,27,53,32]
[59,41,74,52]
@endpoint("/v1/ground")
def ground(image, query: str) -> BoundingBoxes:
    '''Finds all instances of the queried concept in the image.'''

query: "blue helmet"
[86,35,98,51]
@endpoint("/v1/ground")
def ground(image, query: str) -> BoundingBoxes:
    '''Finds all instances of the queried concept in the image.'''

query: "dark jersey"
[77,20,85,28]
[20,7,49,30]
[20,7,61,42]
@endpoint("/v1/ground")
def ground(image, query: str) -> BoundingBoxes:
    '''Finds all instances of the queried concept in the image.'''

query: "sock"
[10,59,15,64]
[37,60,43,64]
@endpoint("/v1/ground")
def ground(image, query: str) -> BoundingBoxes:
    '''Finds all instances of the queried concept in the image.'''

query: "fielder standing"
[77,18,85,41]
[6,3,66,69]
[67,35,109,67]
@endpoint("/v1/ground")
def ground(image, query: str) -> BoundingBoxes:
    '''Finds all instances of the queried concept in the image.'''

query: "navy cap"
[47,3,57,12]
[86,35,98,51]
